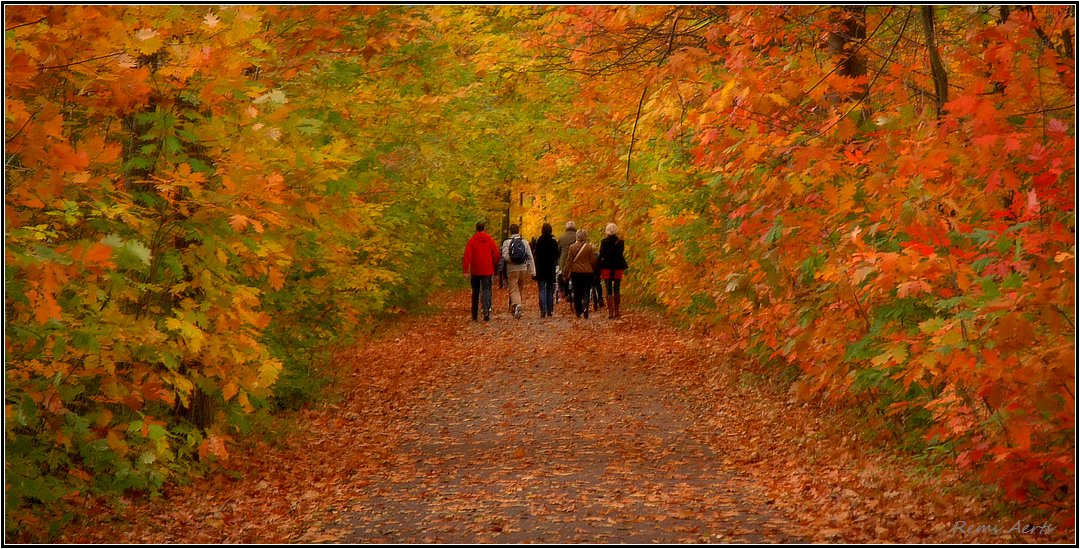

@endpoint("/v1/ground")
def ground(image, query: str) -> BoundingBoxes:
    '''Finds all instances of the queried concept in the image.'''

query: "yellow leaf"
[106,430,129,455]
[767,92,790,107]
[222,382,238,401]
[788,175,805,195]
[256,359,282,391]
[164,372,194,406]
[712,79,738,112]
[132,28,163,55]
[743,143,765,162]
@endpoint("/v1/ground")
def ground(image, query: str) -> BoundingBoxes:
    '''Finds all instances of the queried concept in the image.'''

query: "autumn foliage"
[521,4,1075,511]
[4,5,1075,539]
[5,5,503,536]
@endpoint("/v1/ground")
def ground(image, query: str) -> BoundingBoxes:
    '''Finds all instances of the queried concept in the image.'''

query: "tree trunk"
[920,6,950,117]
[501,183,511,243]
[175,384,216,430]
[826,5,868,102]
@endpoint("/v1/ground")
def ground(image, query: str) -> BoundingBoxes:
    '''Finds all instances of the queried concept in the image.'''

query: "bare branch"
[5,16,48,31]
[37,51,124,71]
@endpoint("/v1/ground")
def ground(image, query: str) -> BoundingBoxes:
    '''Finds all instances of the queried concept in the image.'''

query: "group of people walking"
[462,220,628,322]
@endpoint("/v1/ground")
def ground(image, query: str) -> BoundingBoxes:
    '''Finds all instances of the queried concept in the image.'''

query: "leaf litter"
[62,288,1073,544]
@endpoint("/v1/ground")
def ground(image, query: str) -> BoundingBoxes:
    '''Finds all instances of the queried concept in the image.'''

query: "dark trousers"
[570,272,594,318]
[537,280,555,316]
[592,275,604,307]
[470,275,493,320]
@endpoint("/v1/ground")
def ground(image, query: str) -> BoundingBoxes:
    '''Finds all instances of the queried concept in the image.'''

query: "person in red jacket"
[462,221,502,321]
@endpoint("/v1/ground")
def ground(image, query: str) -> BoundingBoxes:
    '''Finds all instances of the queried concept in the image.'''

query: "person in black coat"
[531,223,561,318]
[597,223,629,319]
[591,248,605,312]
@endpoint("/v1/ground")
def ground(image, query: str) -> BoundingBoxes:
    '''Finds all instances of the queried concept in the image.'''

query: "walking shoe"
[513,304,523,319]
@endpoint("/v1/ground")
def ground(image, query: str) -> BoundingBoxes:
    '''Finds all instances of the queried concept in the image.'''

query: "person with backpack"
[501,224,536,319]
[598,222,629,319]
[560,228,597,319]
[531,223,561,318]
[556,221,577,311]
[462,221,502,322]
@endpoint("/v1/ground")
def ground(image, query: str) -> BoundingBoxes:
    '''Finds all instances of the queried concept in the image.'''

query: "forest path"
[62,289,1038,544]
[324,289,796,543]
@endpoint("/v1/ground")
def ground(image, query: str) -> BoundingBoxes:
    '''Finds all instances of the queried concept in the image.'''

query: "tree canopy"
[5,5,1074,538]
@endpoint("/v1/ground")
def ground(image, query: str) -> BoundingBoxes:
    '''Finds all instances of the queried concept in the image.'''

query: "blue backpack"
[508,236,528,265]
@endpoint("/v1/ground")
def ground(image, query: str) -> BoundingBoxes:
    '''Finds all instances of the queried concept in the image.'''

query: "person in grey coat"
[556,221,577,311]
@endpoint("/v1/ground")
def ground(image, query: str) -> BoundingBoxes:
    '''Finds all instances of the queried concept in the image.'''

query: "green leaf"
[163,135,183,154]
[123,156,154,172]
[71,330,99,352]
[297,118,324,135]
[765,218,784,246]
[918,317,945,335]
[116,240,152,270]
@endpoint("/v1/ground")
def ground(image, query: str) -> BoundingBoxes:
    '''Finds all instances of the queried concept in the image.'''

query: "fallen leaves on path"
[60,289,1073,544]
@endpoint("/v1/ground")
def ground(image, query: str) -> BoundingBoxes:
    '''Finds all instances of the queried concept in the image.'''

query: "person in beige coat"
[560,229,597,319]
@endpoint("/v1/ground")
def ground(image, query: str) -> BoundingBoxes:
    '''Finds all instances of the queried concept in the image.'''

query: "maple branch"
[856,38,965,95]
[798,7,894,107]
[1023,493,1072,511]
[849,285,872,332]
[1052,305,1075,330]
[532,7,716,78]
[271,15,319,40]
[590,15,676,75]
[1060,379,1075,399]
[1008,104,1076,117]
[730,103,801,134]
[4,158,32,172]
[37,51,125,71]
[4,108,40,144]
[5,16,47,31]
[1018,5,1073,60]
[626,87,650,186]
[807,8,911,142]
[626,14,680,186]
